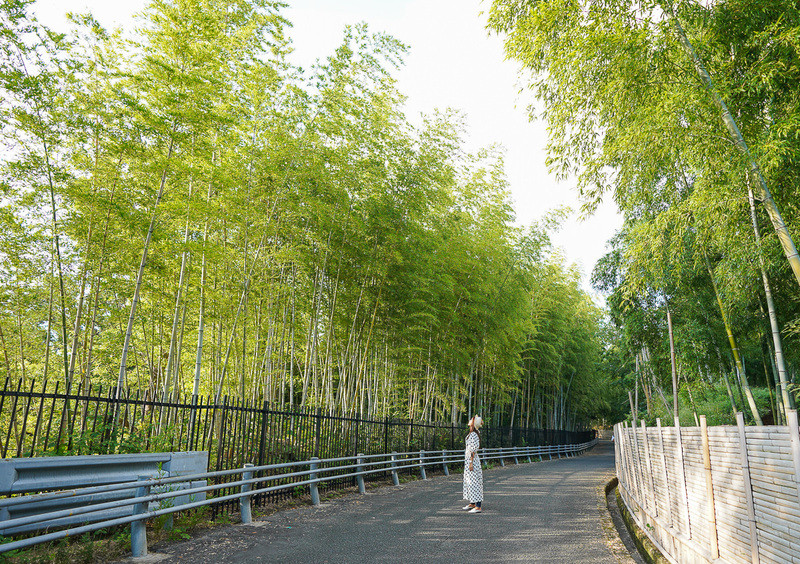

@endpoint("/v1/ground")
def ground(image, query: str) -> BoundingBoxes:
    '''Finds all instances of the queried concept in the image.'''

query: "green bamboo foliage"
[0,1,612,430]
[491,0,800,424]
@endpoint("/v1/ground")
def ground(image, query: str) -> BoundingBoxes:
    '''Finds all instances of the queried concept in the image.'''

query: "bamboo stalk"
[666,5,800,289]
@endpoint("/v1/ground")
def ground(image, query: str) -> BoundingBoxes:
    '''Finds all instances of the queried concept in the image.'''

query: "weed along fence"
[0,440,598,557]
[0,378,594,518]
[615,411,800,564]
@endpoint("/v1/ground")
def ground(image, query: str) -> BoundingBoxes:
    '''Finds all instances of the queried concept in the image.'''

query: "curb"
[606,478,669,564]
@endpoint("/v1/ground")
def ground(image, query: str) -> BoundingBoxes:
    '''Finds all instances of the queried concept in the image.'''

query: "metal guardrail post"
[390,452,400,486]
[513,447,519,464]
[526,447,532,463]
[240,463,254,524]
[499,450,505,466]
[441,449,449,476]
[356,454,366,494]
[309,457,320,506]
[131,475,151,558]
[419,451,427,480]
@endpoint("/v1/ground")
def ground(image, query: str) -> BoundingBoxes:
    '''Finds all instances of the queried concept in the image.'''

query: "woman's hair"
[469,422,481,448]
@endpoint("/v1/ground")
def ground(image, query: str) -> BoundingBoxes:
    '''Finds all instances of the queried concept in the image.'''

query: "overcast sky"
[34,0,622,296]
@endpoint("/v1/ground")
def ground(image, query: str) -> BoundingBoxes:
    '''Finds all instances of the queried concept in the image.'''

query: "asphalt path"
[148,440,625,563]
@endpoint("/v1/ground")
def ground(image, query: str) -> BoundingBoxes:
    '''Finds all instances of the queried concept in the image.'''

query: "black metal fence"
[0,378,595,515]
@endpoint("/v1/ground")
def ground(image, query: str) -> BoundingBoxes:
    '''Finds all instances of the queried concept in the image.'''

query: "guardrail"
[0,439,597,557]
[0,452,208,535]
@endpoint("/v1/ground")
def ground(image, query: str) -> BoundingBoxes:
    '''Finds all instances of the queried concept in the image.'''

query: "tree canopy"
[0,0,617,430]
[490,0,800,425]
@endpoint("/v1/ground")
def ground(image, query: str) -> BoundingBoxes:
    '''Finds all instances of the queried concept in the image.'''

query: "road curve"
[150,440,620,563]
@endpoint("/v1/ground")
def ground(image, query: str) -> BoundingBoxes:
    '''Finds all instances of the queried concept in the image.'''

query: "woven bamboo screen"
[615,410,800,564]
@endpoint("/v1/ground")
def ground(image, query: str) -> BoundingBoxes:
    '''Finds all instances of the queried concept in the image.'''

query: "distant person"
[462,415,483,513]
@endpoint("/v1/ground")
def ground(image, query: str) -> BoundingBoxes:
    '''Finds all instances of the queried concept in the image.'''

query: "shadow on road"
[137,440,634,564]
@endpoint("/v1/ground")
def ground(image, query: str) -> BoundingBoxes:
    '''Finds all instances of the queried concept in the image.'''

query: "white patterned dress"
[462,431,483,503]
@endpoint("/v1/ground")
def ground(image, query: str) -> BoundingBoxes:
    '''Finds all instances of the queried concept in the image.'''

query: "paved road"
[151,440,624,563]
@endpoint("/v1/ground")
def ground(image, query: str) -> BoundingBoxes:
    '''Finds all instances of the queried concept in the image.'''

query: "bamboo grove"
[0,0,614,431]
[490,0,800,425]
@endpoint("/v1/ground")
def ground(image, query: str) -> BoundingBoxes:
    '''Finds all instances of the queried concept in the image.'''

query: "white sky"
[34,0,622,296]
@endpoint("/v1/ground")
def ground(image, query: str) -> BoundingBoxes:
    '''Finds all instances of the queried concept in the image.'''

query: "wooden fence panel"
[708,425,751,564]
[615,412,800,564]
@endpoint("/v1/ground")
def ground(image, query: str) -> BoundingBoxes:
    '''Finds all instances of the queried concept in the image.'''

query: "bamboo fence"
[615,410,800,564]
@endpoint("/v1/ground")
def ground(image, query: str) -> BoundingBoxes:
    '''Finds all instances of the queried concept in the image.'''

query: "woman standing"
[462,415,483,513]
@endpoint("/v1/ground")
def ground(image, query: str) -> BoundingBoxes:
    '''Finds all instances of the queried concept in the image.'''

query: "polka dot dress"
[462,431,483,503]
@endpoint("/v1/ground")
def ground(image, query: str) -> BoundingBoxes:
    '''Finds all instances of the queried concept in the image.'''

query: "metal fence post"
[390,451,400,486]
[240,463,254,524]
[499,450,505,466]
[419,450,427,480]
[258,402,269,466]
[441,449,449,476]
[314,407,322,458]
[513,447,519,464]
[356,453,366,494]
[526,447,532,463]
[131,475,151,558]
[310,457,320,506]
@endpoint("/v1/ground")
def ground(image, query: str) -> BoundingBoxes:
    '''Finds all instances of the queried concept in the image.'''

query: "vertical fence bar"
[314,407,322,458]
[0,378,9,433]
[66,382,82,452]
[787,410,800,510]
[131,476,151,557]
[240,463,254,524]
[639,421,657,517]
[699,415,719,559]
[16,379,35,457]
[2,379,21,458]
[384,417,389,454]
[28,379,47,457]
[615,424,625,495]
[736,412,760,564]
[655,418,673,527]
[257,401,268,467]
[41,380,59,454]
[673,419,692,539]
[53,379,71,453]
